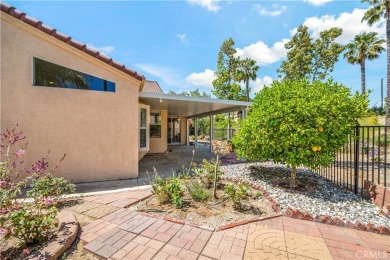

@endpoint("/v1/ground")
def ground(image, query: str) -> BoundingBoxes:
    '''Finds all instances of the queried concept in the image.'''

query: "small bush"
[193,159,221,189]
[0,125,75,245]
[224,183,249,209]
[255,191,262,198]
[189,135,195,141]
[150,173,184,208]
[28,175,76,201]
[188,183,211,202]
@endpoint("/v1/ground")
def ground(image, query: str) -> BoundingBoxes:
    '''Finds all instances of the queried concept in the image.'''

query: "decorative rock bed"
[221,162,390,235]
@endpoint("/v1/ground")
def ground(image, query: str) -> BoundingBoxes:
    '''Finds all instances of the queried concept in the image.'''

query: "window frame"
[150,110,162,138]
[139,105,150,151]
[32,57,116,93]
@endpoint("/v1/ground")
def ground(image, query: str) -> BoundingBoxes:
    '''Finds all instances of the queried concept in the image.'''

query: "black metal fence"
[312,126,389,195]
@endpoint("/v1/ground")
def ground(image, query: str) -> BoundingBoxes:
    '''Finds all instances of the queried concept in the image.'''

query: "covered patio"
[139,92,251,151]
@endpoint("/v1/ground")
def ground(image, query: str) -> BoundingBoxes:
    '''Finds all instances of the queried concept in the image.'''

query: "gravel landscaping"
[221,162,390,229]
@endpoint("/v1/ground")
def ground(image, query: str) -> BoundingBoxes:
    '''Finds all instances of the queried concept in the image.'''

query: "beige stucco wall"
[149,110,168,153]
[1,15,143,183]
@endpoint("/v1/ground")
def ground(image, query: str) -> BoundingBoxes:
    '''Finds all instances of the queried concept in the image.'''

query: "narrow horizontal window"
[33,57,115,92]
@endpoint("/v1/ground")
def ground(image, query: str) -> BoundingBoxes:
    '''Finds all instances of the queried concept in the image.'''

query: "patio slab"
[75,189,390,260]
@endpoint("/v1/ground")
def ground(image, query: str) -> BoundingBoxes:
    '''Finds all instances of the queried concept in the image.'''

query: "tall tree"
[278,25,344,82]
[344,32,385,94]
[237,58,259,101]
[212,38,245,101]
[362,0,390,124]
[278,25,313,80]
[312,28,345,82]
[168,89,210,98]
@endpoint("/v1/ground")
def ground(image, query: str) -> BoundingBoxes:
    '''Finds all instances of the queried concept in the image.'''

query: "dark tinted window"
[33,57,115,92]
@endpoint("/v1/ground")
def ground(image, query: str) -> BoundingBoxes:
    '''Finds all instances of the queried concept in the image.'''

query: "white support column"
[210,114,214,153]
[194,117,198,148]
[186,118,190,145]
[227,113,231,140]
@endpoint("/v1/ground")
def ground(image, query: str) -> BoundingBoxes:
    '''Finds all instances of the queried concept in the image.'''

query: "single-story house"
[0,3,250,183]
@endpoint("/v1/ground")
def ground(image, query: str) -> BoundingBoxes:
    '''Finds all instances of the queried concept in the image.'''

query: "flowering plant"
[0,125,75,245]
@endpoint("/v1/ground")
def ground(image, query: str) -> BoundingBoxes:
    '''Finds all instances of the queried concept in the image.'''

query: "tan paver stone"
[82,204,120,218]
[244,244,288,260]
[284,231,332,260]
[246,223,286,251]
[67,201,102,213]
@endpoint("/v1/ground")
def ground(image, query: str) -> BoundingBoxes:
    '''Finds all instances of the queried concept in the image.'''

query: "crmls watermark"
[356,250,388,259]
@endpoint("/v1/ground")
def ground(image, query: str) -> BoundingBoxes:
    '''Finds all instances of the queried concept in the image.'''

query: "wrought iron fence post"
[354,126,359,194]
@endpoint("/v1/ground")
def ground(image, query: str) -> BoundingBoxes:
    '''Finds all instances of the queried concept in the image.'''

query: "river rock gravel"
[221,161,390,229]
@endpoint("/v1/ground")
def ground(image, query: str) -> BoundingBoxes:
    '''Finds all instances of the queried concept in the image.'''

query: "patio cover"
[139,92,251,118]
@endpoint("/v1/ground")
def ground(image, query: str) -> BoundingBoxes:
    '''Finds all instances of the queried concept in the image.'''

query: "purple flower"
[14,149,25,157]
[43,198,54,206]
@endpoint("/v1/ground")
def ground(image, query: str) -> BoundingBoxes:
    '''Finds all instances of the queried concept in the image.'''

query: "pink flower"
[0,228,7,234]
[14,149,25,157]
[43,198,54,206]
[0,181,5,187]
[22,249,30,255]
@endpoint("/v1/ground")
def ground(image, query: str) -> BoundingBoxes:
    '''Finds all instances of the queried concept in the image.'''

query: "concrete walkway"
[70,189,390,260]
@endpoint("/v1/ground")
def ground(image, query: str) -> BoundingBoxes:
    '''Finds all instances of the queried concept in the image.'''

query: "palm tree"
[237,58,259,102]
[344,32,385,94]
[362,0,390,124]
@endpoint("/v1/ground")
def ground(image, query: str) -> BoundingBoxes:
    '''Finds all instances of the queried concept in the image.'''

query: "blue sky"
[7,0,386,106]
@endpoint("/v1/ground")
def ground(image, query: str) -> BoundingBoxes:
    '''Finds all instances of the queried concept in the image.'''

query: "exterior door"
[168,118,181,144]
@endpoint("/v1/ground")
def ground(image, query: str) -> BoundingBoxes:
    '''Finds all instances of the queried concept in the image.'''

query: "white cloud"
[252,76,273,94]
[177,34,187,44]
[86,44,115,56]
[298,8,385,43]
[136,63,181,86]
[303,0,332,6]
[253,4,286,17]
[187,0,220,12]
[235,39,289,65]
[185,69,216,88]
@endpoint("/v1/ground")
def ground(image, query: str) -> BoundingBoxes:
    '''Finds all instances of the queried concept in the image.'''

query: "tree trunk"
[290,166,298,190]
[213,154,219,199]
[386,10,390,126]
[246,79,250,102]
[361,59,366,94]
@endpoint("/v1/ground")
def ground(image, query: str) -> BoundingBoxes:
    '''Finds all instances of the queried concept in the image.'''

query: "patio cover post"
[194,117,198,148]
[210,114,214,153]
[227,113,231,140]
[186,118,190,145]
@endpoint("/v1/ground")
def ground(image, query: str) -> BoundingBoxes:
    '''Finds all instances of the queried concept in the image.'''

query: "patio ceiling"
[139,92,251,118]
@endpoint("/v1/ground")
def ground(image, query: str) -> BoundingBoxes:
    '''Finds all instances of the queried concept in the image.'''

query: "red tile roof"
[0,2,144,82]
[142,81,164,93]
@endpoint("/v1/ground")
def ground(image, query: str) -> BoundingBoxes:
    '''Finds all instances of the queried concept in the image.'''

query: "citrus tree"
[233,79,368,189]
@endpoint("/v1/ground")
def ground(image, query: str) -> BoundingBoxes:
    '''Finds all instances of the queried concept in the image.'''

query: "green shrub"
[150,173,184,208]
[27,175,76,201]
[0,125,75,245]
[189,135,195,141]
[224,183,249,209]
[188,183,211,202]
[233,79,368,189]
[255,191,262,198]
[193,159,221,189]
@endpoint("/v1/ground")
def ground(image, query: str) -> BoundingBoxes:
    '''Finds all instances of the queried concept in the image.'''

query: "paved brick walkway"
[77,190,390,260]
